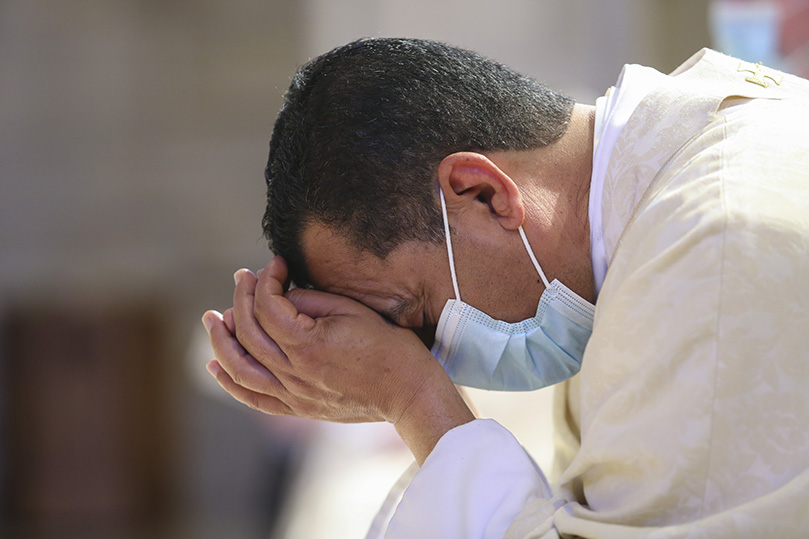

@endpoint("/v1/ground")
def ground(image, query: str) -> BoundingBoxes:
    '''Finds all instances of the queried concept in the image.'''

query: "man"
[202,38,809,537]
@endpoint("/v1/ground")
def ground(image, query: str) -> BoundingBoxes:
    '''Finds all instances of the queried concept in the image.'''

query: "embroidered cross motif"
[737,61,783,88]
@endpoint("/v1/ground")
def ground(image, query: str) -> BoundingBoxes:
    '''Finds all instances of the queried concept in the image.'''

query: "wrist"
[391,367,475,465]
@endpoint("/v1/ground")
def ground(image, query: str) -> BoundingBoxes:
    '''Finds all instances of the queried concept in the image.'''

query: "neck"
[486,103,597,301]
[560,104,597,243]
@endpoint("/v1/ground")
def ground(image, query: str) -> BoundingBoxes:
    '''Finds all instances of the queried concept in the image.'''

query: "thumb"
[252,289,317,348]
[251,257,319,347]
[258,255,288,295]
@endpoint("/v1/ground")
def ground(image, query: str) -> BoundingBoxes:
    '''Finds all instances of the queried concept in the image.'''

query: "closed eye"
[380,303,435,348]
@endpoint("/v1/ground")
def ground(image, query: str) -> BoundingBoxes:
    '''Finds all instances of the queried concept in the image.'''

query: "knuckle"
[294,399,320,419]
[258,341,283,362]
[230,365,251,388]
[233,324,248,347]
[243,393,261,411]
[284,373,308,393]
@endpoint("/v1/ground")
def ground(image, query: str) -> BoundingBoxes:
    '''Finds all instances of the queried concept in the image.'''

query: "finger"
[251,264,320,348]
[223,308,235,334]
[202,309,223,332]
[207,360,293,415]
[206,309,287,395]
[232,268,291,364]
[282,287,363,319]
[261,255,288,295]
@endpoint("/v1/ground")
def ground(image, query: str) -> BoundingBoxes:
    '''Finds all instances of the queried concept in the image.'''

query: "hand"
[203,257,474,463]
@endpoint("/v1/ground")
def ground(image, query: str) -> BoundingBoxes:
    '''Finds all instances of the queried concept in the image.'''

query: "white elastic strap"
[518,225,550,289]
[439,189,462,301]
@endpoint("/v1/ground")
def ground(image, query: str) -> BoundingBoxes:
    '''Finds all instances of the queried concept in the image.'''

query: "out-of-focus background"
[1,1,806,537]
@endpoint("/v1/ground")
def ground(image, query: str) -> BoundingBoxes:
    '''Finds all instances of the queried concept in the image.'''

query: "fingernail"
[202,314,213,333]
[233,270,241,285]
[206,361,219,377]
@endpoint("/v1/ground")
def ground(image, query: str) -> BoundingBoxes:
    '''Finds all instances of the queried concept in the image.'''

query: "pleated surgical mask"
[430,188,595,391]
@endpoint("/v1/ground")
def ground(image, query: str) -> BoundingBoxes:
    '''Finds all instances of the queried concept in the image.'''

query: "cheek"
[456,263,543,323]
[426,278,454,324]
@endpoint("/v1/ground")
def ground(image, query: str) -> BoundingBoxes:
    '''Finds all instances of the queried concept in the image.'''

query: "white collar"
[588,63,669,298]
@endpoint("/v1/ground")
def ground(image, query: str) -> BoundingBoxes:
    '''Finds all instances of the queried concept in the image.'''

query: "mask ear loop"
[439,189,462,301]
[518,226,551,289]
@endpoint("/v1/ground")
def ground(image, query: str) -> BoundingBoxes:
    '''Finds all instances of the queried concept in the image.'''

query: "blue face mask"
[430,189,595,391]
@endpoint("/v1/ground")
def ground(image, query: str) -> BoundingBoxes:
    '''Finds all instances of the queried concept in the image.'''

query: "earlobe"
[437,152,525,230]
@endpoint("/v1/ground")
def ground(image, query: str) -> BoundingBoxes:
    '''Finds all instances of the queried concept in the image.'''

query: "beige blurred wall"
[0,0,302,314]
[301,0,712,102]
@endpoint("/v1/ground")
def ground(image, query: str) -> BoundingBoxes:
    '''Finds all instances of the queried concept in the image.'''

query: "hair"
[263,37,574,287]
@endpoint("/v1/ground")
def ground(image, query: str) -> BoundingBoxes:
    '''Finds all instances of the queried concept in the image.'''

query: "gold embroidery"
[737,61,783,88]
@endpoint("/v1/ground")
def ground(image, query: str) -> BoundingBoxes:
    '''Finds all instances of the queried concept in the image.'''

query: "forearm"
[392,369,475,465]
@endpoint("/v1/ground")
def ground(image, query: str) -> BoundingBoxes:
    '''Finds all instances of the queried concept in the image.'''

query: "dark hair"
[263,37,574,287]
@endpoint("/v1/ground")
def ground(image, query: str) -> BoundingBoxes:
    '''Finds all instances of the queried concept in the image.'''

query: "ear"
[437,152,525,230]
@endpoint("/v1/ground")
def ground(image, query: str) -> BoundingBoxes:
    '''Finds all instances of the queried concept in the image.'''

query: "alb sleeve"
[385,418,563,539]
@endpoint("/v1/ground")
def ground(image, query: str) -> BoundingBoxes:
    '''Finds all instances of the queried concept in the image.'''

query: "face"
[301,223,452,335]
[300,220,547,342]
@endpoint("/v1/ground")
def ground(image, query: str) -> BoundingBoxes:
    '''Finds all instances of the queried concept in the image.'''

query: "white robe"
[379,49,809,539]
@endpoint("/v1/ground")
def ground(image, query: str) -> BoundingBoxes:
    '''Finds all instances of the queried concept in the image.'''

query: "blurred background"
[1,0,806,537]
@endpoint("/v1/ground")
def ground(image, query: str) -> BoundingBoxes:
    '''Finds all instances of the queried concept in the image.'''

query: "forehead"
[300,221,436,319]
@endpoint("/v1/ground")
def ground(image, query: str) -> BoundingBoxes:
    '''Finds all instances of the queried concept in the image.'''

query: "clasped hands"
[202,256,474,463]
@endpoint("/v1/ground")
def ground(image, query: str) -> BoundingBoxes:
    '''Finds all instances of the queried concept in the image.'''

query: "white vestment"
[379,49,809,539]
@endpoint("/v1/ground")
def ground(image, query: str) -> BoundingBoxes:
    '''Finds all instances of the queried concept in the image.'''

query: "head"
[263,37,575,289]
